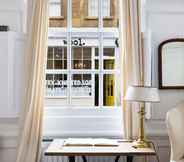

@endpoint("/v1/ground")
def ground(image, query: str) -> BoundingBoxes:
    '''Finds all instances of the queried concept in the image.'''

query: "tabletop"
[45,139,156,156]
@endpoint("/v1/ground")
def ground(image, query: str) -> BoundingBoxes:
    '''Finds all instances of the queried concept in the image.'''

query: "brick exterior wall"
[49,0,119,28]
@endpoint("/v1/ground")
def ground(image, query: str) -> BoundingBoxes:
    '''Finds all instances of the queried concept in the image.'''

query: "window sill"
[103,16,114,20]
[45,96,92,99]
[44,105,121,110]
[85,16,113,20]
[50,16,65,20]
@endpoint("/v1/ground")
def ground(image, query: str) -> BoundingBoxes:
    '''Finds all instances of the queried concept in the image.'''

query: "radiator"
[41,142,125,162]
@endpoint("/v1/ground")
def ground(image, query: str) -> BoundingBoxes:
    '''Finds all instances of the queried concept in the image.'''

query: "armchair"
[166,102,184,162]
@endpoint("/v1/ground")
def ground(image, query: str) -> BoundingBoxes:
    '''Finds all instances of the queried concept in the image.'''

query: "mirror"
[158,39,184,89]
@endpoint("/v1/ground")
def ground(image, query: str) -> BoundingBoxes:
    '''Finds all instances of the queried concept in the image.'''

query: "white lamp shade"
[125,86,160,103]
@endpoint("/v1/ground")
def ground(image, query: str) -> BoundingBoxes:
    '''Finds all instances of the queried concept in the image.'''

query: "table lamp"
[125,86,160,148]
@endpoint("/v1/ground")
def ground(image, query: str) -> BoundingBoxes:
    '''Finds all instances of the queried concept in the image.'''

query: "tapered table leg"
[68,156,75,162]
[115,156,120,162]
[127,156,133,162]
[82,156,87,162]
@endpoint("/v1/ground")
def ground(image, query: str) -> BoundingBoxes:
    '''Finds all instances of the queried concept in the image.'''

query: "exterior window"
[49,0,62,17]
[88,0,111,17]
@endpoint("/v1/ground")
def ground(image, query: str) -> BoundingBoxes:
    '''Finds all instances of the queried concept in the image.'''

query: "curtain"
[16,0,49,162]
[119,0,144,140]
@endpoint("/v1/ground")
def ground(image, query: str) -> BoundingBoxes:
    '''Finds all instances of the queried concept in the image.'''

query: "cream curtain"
[16,0,49,162]
[119,0,144,140]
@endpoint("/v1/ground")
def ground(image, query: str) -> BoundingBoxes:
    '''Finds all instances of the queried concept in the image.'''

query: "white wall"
[0,0,25,32]
[146,0,184,120]
[0,0,25,162]
[1,0,184,162]
[145,1,184,162]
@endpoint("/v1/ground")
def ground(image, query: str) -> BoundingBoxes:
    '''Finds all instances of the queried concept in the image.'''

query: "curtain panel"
[119,0,144,140]
[16,0,49,162]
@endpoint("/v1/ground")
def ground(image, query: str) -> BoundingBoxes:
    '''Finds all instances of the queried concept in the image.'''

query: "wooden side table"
[45,139,156,162]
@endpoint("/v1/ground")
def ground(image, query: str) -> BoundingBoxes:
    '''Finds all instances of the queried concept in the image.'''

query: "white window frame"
[44,0,123,138]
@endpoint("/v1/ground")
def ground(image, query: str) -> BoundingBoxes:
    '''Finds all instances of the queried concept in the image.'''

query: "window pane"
[95,48,99,56]
[103,48,115,69]
[72,48,82,60]
[48,47,54,59]
[88,0,98,17]
[88,0,111,18]
[83,48,92,59]
[71,74,92,96]
[54,47,67,69]
[95,48,99,69]
[49,0,61,17]
[103,74,115,106]
[46,74,67,97]
[72,47,92,69]
[47,47,67,69]
[104,60,114,69]
[103,0,111,17]
[104,48,114,57]
[47,60,54,69]
[46,74,54,90]
[71,74,98,107]
[54,47,63,59]
[71,74,99,106]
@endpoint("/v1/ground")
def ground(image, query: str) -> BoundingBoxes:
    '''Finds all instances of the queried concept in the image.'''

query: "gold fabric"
[16,0,49,162]
[119,0,144,140]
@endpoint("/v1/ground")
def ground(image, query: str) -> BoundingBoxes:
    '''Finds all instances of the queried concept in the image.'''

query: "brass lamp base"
[132,103,150,149]
[132,139,150,148]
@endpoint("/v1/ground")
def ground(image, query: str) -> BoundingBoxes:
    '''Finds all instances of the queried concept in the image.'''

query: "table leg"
[82,156,87,162]
[68,156,75,162]
[127,156,133,162]
[115,156,120,162]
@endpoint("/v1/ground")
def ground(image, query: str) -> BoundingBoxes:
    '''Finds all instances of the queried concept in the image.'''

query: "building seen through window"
[46,0,120,108]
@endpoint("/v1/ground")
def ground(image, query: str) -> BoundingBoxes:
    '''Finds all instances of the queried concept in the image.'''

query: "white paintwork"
[0,32,15,117]
[146,0,184,120]
[0,32,25,118]
[0,0,24,32]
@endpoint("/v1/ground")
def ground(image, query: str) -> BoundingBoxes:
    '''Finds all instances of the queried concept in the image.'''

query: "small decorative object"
[125,86,160,148]
[0,25,9,31]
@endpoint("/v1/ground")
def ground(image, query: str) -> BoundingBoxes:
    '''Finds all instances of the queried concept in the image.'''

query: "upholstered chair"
[166,102,184,162]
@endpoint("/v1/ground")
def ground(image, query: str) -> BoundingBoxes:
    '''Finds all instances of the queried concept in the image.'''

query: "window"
[49,0,62,17]
[46,0,120,108]
[88,0,111,17]
[45,0,121,137]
